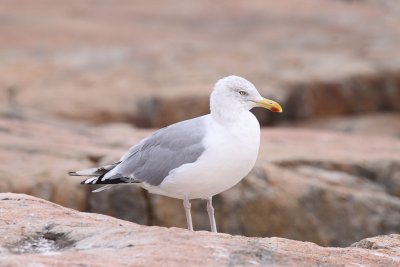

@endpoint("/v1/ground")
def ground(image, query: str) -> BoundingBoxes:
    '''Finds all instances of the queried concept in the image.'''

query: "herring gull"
[69,75,282,232]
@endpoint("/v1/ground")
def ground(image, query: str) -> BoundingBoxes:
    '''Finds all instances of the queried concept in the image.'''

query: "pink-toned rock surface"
[283,113,400,138]
[0,116,149,210]
[1,193,399,267]
[0,0,400,126]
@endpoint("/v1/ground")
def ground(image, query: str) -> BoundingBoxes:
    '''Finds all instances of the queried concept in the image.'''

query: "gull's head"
[210,75,282,115]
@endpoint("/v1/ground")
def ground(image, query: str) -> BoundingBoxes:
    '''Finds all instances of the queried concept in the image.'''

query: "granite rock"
[1,193,399,267]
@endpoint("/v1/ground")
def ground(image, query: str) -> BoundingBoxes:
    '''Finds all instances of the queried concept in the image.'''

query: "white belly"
[142,113,260,199]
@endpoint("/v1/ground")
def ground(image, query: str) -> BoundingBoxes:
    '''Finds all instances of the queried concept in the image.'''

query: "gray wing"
[103,116,207,185]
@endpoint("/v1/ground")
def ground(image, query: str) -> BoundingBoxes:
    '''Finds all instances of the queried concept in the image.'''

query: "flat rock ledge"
[1,193,399,267]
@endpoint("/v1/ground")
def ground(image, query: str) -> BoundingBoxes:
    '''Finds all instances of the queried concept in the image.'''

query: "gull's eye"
[239,90,247,96]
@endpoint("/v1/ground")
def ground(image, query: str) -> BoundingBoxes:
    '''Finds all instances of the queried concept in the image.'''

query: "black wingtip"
[68,171,78,176]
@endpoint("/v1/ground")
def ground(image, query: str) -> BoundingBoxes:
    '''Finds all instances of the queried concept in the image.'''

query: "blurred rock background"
[0,0,399,247]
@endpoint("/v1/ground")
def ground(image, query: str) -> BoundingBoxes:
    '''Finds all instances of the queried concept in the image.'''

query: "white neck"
[210,105,254,126]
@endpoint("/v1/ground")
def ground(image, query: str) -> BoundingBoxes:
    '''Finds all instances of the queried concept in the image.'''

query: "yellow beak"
[256,98,283,113]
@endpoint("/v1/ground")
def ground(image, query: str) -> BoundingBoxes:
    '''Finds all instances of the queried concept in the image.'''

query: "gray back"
[113,116,207,185]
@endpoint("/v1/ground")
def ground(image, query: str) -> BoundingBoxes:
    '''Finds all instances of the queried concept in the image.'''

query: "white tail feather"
[92,185,115,193]
[84,177,99,184]
[69,162,120,177]
[75,168,100,176]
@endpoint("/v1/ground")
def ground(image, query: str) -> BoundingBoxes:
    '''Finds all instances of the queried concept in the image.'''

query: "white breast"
[148,112,260,199]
